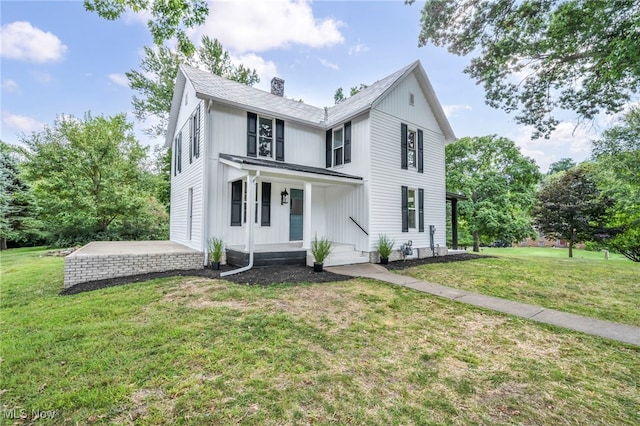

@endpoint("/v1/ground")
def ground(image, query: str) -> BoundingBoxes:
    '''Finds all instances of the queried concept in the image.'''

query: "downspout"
[202,99,211,266]
[220,171,259,277]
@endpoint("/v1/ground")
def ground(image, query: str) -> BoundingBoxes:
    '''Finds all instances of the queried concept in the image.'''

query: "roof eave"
[164,68,187,147]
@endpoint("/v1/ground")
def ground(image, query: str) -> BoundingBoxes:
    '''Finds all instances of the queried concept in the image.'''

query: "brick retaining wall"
[64,242,204,289]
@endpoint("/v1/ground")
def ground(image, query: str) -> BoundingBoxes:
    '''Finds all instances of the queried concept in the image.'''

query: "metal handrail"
[349,216,368,236]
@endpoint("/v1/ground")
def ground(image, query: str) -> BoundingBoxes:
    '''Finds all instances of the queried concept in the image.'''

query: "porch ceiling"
[219,153,363,186]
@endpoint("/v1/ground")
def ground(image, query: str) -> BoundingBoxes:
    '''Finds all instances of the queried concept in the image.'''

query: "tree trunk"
[0,237,6,251]
[473,231,480,252]
[568,241,573,258]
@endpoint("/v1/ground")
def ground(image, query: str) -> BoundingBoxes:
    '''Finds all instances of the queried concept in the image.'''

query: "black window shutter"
[231,180,243,226]
[401,123,408,169]
[325,130,332,168]
[275,119,284,161]
[418,129,424,173]
[418,188,424,232]
[261,182,271,226]
[194,106,200,159]
[247,112,257,157]
[401,186,408,232]
[177,133,182,173]
[173,138,178,176]
[189,117,193,164]
[344,121,351,164]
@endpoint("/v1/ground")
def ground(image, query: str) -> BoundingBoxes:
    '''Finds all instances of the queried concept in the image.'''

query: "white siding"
[375,72,441,134]
[204,101,346,248]
[368,107,447,252]
[326,113,370,179]
[323,183,369,250]
[169,91,205,252]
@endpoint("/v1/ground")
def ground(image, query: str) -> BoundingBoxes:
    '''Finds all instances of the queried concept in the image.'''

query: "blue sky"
[1,0,605,171]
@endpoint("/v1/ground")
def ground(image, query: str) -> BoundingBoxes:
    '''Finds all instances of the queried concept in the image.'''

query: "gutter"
[220,171,259,277]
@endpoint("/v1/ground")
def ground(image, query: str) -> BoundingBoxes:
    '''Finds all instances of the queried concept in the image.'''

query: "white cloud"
[319,58,339,70]
[0,21,67,63]
[197,0,344,53]
[229,53,278,92]
[122,8,154,26]
[349,43,369,55]
[108,73,130,88]
[2,79,20,94]
[2,111,44,134]
[508,122,595,172]
[442,104,472,118]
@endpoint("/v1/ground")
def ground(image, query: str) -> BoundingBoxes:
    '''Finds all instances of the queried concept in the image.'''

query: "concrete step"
[306,250,369,267]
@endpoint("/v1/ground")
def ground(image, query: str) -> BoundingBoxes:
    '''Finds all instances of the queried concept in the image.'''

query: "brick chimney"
[271,77,284,97]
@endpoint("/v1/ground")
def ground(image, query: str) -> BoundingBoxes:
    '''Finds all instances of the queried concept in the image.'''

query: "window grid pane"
[259,117,273,157]
[408,189,416,228]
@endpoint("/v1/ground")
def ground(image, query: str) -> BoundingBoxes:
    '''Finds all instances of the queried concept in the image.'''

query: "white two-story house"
[166,60,456,267]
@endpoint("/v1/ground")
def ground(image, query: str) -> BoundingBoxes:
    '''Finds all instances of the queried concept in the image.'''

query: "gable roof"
[165,61,456,146]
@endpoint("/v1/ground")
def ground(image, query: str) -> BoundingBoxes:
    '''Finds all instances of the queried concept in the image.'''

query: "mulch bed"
[383,252,490,270]
[60,252,490,295]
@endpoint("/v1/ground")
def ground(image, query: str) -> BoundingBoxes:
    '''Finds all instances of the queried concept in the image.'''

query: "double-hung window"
[333,128,344,166]
[174,132,182,175]
[231,180,272,227]
[401,124,423,172]
[189,106,200,163]
[407,189,416,229]
[325,121,351,168]
[407,130,417,168]
[402,186,424,232]
[258,116,273,158]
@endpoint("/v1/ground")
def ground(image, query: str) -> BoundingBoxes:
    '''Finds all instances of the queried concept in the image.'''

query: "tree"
[533,167,613,258]
[20,113,167,245]
[547,158,576,175]
[127,36,259,137]
[333,84,368,104]
[446,135,541,251]
[84,0,208,55]
[409,0,640,138]
[590,107,640,261]
[0,141,43,249]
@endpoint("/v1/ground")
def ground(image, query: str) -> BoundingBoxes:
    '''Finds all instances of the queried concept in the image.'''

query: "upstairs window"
[401,124,424,173]
[174,132,182,176]
[189,106,200,163]
[248,113,284,160]
[258,116,273,158]
[407,130,416,168]
[333,128,344,166]
[325,121,351,168]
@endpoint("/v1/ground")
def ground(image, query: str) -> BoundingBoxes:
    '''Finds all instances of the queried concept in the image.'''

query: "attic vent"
[271,77,285,97]
[184,93,188,106]
[409,92,414,106]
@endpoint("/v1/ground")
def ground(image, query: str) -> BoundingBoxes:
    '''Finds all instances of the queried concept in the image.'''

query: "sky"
[0,0,616,172]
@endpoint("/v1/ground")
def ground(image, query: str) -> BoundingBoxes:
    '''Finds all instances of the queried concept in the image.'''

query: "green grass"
[402,247,640,326]
[1,248,639,424]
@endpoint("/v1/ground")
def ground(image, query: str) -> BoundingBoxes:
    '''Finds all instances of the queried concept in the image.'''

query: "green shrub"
[311,236,332,264]
[376,234,395,258]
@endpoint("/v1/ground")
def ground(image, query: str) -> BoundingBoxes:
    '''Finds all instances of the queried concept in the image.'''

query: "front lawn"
[1,248,638,424]
[399,247,640,326]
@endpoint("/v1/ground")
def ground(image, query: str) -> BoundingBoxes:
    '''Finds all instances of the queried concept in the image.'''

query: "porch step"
[306,243,369,267]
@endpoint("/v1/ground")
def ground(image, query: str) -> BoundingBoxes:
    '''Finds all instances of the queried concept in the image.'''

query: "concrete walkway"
[326,263,640,346]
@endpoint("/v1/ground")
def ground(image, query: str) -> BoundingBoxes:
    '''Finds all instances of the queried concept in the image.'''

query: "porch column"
[245,173,255,252]
[303,182,312,249]
[451,198,459,250]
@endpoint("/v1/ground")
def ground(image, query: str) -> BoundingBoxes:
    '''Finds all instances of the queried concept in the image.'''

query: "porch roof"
[219,153,364,185]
